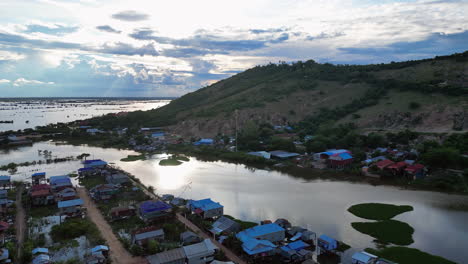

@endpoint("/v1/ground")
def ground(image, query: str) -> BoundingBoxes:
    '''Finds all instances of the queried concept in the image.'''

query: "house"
[274,218,292,229]
[32,248,49,255]
[152,132,165,140]
[181,231,202,245]
[0,248,9,263]
[0,191,6,200]
[106,173,130,185]
[363,156,387,165]
[78,167,97,176]
[183,239,218,264]
[287,226,306,237]
[210,216,241,235]
[32,172,46,185]
[30,184,54,205]
[49,175,73,191]
[194,139,214,146]
[83,159,108,168]
[0,176,10,187]
[301,230,316,242]
[404,164,426,179]
[280,240,312,261]
[170,197,186,207]
[315,149,350,160]
[90,184,119,200]
[328,152,354,169]
[133,227,165,246]
[387,161,408,175]
[317,235,338,253]
[139,200,172,222]
[237,223,285,243]
[0,222,9,234]
[86,128,104,135]
[32,254,50,264]
[238,237,277,257]
[110,206,136,220]
[247,151,271,159]
[0,199,13,208]
[352,251,378,264]
[269,150,300,160]
[147,247,186,264]
[58,198,83,215]
[375,159,395,170]
[55,187,77,202]
[187,198,223,219]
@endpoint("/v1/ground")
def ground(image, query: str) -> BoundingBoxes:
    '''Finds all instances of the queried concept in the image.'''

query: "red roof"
[405,164,425,173]
[31,189,51,197]
[376,159,395,169]
[31,184,50,192]
[387,161,408,170]
[0,221,9,231]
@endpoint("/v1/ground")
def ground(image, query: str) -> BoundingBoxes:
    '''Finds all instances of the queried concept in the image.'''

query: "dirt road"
[77,188,147,264]
[15,185,26,261]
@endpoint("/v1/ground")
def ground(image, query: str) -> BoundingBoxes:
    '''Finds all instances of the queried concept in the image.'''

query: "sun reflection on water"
[153,158,193,190]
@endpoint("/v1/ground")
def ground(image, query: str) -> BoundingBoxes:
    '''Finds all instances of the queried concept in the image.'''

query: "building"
[387,161,408,175]
[90,184,119,200]
[328,152,354,169]
[0,176,10,187]
[237,223,285,243]
[274,218,292,229]
[317,235,338,253]
[49,175,73,191]
[147,247,186,264]
[280,240,312,261]
[30,184,54,206]
[247,151,271,159]
[187,199,223,219]
[404,164,426,179]
[352,251,378,264]
[193,139,214,146]
[269,150,300,160]
[183,239,218,264]
[210,216,241,235]
[315,149,350,160]
[170,197,185,207]
[375,159,395,170]
[83,159,108,168]
[181,231,201,245]
[86,128,104,135]
[55,187,77,202]
[133,228,165,246]
[32,172,46,185]
[110,206,136,220]
[152,132,166,140]
[58,198,83,215]
[139,200,172,222]
[106,173,130,185]
[0,191,6,200]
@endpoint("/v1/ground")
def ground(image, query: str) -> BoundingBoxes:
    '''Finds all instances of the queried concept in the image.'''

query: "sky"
[0,0,467,97]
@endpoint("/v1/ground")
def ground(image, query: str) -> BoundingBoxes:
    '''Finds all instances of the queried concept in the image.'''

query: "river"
[0,98,170,132]
[1,141,467,263]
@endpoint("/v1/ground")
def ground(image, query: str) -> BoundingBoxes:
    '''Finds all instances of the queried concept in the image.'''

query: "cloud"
[97,42,159,56]
[0,79,10,84]
[12,78,54,86]
[0,50,25,61]
[111,10,149,21]
[22,23,78,36]
[96,25,121,34]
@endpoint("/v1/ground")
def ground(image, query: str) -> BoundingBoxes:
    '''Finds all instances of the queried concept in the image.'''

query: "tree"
[147,239,159,254]
[269,137,296,152]
[366,133,386,148]
[422,147,460,168]
[305,140,327,153]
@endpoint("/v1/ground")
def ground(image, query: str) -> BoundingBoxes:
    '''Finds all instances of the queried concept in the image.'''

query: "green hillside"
[88,51,468,136]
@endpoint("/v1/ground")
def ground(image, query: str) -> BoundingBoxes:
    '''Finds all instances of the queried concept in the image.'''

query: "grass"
[352,220,414,245]
[121,154,146,162]
[29,205,58,218]
[348,203,414,220]
[50,218,104,245]
[366,247,456,264]
[78,175,107,189]
[159,158,182,166]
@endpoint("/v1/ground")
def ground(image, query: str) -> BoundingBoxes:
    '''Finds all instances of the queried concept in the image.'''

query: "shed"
[247,151,271,159]
[58,198,83,215]
[133,228,165,246]
[183,239,218,264]
[32,248,49,255]
[210,216,241,235]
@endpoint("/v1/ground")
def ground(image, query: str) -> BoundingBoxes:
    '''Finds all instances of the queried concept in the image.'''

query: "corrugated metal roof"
[31,248,48,255]
[352,251,377,263]
[135,229,164,241]
[183,239,217,258]
[237,223,284,240]
[58,198,83,208]
[140,200,171,213]
[146,248,186,264]
[189,198,223,211]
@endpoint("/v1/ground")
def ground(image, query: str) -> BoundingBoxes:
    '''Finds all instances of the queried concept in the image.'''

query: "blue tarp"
[139,200,171,213]
[78,167,94,172]
[58,199,83,208]
[188,198,223,211]
[83,159,103,164]
[91,245,109,253]
[32,248,48,255]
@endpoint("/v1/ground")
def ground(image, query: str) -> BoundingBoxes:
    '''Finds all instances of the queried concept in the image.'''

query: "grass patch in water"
[121,154,146,162]
[159,156,183,166]
[348,203,413,220]
[352,220,414,245]
[366,247,456,264]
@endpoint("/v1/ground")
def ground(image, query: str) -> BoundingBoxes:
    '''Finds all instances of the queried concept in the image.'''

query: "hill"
[88,52,468,136]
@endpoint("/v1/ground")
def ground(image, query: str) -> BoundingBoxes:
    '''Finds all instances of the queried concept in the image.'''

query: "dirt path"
[176,213,248,264]
[77,188,147,264]
[15,185,26,261]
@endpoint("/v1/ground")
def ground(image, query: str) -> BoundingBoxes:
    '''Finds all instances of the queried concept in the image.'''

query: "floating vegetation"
[348,203,414,220]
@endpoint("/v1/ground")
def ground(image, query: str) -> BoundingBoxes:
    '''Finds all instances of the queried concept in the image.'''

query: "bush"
[352,220,414,245]
[348,203,414,220]
[409,101,421,109]
[50,219,103,244]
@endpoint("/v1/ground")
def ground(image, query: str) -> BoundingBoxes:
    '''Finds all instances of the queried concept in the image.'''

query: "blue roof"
[319,234,336,244]
[78,167,94,172]
[32,254,49,264]
[152,132,165,137]
[32,172,46,177]
[269,151,300,159]
[352,251,377,263]
[237,223,284,240]
[194,138,214,145]
[87,160,108,167]
[189,198,223,211]
[140,200,171,213]
[58,199,83,208]
[49,175,71,184]
[83,159,104,164]
[241,238,276,255]
[0,176,11,181]
[0,190,7,195]
[285,240,309,251]
[338,153,353,160]
[32,248,48,255]
[91,245,109,253]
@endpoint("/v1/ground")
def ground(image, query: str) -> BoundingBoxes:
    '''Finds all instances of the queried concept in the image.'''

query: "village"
[0,155,400,264]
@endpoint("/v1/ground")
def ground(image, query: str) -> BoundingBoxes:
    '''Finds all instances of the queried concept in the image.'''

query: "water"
[2,143,467,263]
[0,98,170,132]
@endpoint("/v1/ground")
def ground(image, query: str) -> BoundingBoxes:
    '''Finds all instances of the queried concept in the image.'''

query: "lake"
[2,142,467,263]
[0,98,170,132]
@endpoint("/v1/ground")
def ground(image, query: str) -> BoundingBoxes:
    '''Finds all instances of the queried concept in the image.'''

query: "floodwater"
[2,142,467,263]
[0,98,170,132]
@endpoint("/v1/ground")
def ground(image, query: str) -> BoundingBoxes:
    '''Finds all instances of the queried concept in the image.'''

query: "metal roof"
[146,248,186,264]
[32,248,48,255]
[140,200,171,213]
[58,198,83,208]
[134,229,164,241]
[0,176,11,181]
[189,198,223,211]
[269,150,300,158]
[91,245,109,253]
[183,239,217,258]
[352,251,378,263]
